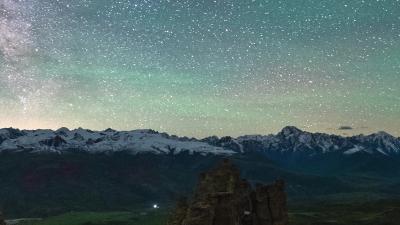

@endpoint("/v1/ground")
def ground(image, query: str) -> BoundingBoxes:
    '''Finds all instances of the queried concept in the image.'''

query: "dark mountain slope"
[0,152,357,218]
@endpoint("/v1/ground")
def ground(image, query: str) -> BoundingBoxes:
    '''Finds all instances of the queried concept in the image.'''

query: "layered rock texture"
[167,159,289,225]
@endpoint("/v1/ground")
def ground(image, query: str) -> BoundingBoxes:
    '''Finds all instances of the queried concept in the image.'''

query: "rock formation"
[167,159,289,225]
[0,211,5,225]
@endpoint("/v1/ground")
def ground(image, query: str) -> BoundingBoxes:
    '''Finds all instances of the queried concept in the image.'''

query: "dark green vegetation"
[16,210,167,225]
[12,200,400,225]
[289,200,400,225]
[0,152,219,217]
[1,151,400,224]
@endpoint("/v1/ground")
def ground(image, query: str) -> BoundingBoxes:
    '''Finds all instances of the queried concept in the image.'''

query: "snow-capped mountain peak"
[0,128,235,155]
[279,126,304,137]
[205,127,400,157]
[0,127,399,158]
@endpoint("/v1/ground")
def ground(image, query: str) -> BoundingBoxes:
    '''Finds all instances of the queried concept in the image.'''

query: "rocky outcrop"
[167,197,189,225]
[167,159,289,225]
[0,211,6,225]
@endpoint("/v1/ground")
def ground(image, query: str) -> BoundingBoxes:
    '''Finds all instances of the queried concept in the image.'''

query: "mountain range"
[1,126,399,157]
[0,126,399,218]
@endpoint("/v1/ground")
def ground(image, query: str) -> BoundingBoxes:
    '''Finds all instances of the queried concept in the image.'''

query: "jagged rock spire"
[167,159,289,225]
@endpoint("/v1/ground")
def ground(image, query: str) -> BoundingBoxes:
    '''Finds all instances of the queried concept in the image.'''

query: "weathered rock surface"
[0,211,6,225]
[167,159,289,225]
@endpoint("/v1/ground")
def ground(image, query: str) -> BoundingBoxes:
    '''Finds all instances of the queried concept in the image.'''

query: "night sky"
[0,0,399,137]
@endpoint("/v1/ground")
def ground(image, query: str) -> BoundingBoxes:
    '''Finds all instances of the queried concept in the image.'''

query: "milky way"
[0,0,61,126]
[0,0,399,137]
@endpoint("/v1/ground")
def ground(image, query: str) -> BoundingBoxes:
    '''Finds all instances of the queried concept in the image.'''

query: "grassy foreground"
[13,200,400,225]
[16,210,167,225]
[289,200,400,225]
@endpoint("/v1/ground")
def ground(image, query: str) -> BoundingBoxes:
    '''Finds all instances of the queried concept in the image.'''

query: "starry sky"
[0,0,399,138]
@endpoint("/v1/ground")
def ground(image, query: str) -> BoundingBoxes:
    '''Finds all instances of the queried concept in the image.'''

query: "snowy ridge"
[205,126,400,157]
[0,128,234,155]
[0,126,399,157]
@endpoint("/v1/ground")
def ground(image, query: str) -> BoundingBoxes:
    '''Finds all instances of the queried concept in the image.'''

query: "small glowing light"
[153,204,159,209]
